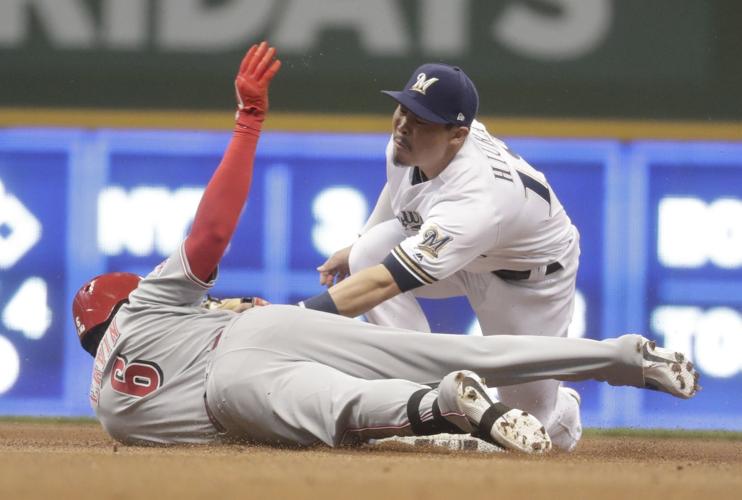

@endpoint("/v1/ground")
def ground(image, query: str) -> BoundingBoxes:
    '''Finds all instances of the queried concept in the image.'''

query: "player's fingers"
[318,271,330,286]
[239,44,258,75]
[323,272,338,287]
[317,259,334,272]
[232,303,254,313]
[261,59,281,84]
[254,46,276,80]
[246,41,268,75]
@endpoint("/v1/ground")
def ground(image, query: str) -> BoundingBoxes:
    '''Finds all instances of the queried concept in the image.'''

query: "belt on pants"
[492,261,563,281]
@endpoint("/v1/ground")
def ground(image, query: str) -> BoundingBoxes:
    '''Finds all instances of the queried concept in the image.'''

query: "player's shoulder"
[441,123,527,206]
[437,157,498,212]
[128,242,214,311]
[467,120,514,160]
[461,120,540,187]
[443,128,499,186]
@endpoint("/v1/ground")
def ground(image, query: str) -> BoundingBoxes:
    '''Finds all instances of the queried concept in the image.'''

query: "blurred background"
[0,0,740,430]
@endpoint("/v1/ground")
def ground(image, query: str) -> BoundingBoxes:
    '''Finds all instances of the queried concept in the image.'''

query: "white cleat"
[561,386,581,406]
[368,433,505,454]
[454,371,552,454]
[551,386,583,453]
[641,338,700,399]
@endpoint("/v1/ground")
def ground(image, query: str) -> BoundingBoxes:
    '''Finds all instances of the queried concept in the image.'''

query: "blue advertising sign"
[0,129,739,431]
[0,150,67,396]
[628,142,742,429]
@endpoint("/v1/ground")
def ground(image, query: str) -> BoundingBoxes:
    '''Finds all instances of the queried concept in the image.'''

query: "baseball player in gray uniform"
[73,42,699,452]
[311,64,592,451]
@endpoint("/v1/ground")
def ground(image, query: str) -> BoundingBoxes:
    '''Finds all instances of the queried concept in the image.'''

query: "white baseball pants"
[348,220,583,450]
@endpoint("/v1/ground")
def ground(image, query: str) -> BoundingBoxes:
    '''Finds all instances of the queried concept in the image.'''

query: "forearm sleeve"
[361,183,393,234]
[184,118,262,282]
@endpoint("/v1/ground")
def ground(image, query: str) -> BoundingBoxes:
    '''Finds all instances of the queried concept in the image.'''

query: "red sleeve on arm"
[184,119,262,282]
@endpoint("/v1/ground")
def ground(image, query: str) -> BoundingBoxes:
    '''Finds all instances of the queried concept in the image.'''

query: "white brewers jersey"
[385,119,574,285]
[89,242,238,444]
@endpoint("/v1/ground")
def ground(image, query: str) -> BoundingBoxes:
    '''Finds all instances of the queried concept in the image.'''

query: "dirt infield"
[1,421,740,500]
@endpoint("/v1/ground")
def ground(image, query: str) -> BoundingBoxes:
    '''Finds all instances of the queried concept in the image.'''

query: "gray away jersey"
[89,243,237,444]
[384,119,575,285]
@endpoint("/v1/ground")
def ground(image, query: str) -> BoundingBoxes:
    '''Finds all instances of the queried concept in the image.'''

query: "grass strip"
[584,427,742,441]
[0,416,97,425]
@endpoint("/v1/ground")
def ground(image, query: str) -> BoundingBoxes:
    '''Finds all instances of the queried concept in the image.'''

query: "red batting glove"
[234,41,282,131]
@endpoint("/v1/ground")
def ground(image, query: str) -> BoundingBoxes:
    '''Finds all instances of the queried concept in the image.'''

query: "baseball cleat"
[454,371,552,454]
[368,433,505,454]
[641,338,700,399]
[551,386,583,453]
[561,386,581,407]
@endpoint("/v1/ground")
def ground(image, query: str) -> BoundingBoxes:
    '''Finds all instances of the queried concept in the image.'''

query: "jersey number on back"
[516,170,551,206]
[471,124,551,208]
[500,141,551,207]
[111,356,163,398]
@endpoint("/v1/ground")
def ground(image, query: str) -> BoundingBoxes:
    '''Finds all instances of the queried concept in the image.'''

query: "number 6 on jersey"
[111,356,163,398]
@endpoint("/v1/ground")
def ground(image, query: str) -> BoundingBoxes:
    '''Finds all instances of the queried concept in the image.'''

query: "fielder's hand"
[203,295,270,313]
[317,245,353,287]
[235,41,281,125]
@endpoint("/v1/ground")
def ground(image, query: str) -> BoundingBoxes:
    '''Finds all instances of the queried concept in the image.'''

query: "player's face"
[391,105,460,169]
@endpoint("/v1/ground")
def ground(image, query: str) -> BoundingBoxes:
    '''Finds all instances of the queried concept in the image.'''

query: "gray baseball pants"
[205,305,644,447]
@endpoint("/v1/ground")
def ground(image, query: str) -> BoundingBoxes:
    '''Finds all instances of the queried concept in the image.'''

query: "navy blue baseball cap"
[382,63,479,127]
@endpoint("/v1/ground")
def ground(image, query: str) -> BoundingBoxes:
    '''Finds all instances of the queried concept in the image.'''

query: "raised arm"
[184,41,281,282]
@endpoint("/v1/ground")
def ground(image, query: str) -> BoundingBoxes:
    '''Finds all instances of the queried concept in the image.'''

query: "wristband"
[235,110,264,135]
[299,291,340,315]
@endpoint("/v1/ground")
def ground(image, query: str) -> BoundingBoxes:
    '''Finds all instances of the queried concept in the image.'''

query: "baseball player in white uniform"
[73,43,699,452]
[310,64,586,451]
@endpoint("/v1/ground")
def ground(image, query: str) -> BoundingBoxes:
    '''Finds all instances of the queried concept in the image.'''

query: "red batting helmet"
[72,272,141,356]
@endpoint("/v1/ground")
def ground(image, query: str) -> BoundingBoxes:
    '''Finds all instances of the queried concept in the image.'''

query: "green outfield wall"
[1,0,741,121]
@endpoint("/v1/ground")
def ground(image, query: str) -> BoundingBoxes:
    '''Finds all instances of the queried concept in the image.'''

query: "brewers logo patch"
[397,210,423,231]
[416,225,452,258]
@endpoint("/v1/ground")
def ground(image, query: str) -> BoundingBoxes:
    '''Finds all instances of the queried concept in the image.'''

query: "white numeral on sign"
[2,277,52,340]
[652,306,742,378]
[0,335,20,394]
[311,187,368,257]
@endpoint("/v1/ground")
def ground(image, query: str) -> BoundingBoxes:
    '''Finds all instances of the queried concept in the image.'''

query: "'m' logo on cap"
[410,73,439,95]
